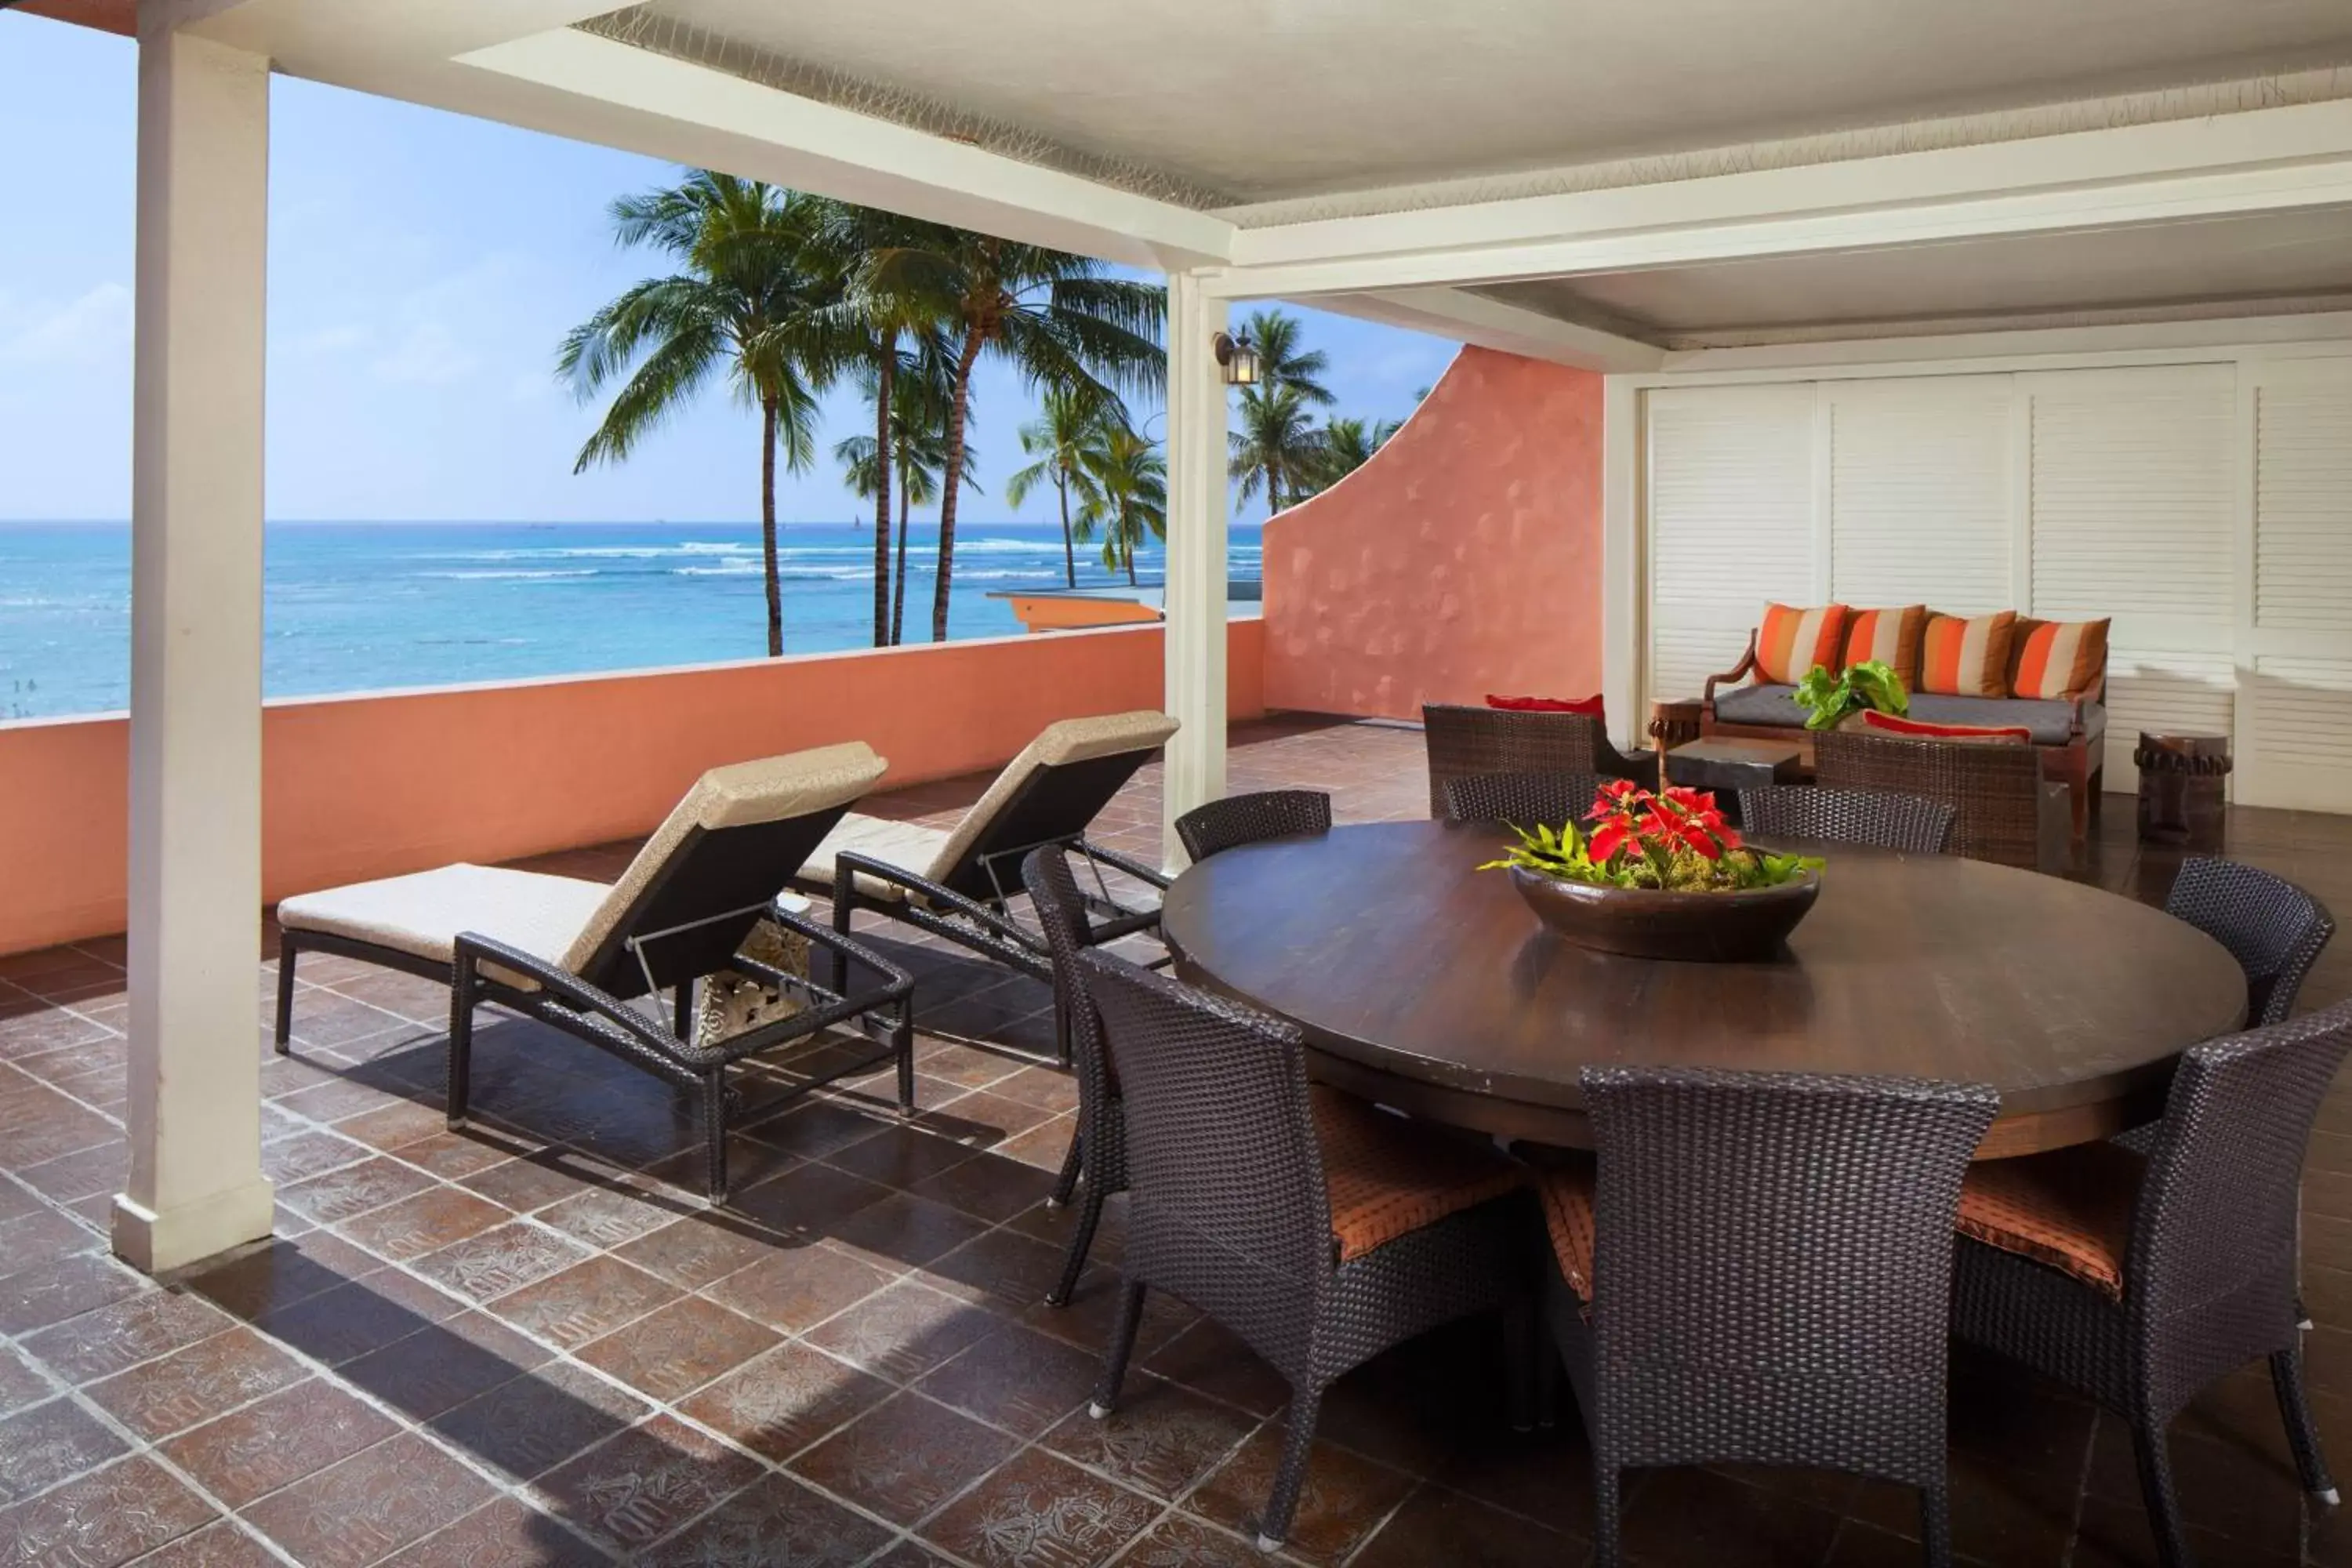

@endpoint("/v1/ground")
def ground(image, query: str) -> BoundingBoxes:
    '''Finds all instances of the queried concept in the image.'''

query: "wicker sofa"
[1700,621,2108,838]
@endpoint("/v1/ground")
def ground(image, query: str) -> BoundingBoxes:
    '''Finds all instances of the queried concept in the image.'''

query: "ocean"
[0,520,1265,721]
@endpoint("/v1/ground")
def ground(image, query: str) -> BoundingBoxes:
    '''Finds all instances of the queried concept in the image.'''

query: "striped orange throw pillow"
[1918,610,2016,698]
[1755,602,1849,685]
[1840,605,1926,689]
[2009,619,2110,701]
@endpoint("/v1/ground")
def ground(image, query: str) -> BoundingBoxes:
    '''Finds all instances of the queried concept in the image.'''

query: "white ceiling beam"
[1319,287,1664,372]
[1211,99,2352,298]
[177,0,620,61]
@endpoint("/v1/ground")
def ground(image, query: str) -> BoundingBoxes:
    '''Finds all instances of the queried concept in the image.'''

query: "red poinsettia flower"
[1588,818,1632,864]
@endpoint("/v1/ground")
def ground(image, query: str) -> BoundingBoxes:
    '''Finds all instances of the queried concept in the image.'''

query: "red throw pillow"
[1486,693,1605,718]
[1862,710,2031,744]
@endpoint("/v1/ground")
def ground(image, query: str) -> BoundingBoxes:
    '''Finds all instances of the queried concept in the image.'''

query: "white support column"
[114,16,274,1275]
[1160,272,1230,868]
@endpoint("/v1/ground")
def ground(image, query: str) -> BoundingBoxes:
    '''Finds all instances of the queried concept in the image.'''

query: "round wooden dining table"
[1159,820,2247,1159]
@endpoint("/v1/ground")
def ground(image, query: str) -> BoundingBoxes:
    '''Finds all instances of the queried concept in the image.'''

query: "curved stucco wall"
[1262,345,1605,721]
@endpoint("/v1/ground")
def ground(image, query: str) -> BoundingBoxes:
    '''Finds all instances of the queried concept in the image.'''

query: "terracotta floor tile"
[534,1184,678,1250]
[429,1360,651,1484]
[1043,1375,1261,1501]
[0,1454,216,1566]
[1116,1512,1272,1568]
[698,1240,897,1334]
[611,1212,782,1290]
[0,1396,130,1505]
[0,1250,147,1334]
[181,1233,378,1321]
[20,1287,236,1384]
[789,1391,1020,1526]
[376,1496,612,1567]
[1141,1317,1289,1420]
[531,1414,764,1552]
[129,1519,286,1566]
[802,1278,1005,1382]
[241,1432,495,1568]
[826,1190,993,1272]
[825,1123,982,1190]
[383,1129,524,1181]
[0,1343,53,1417]
[1188,1420,1415,1564]
[161,1379,401,1508]
[485,1254,681,1350]
[411,1220,590,1302]
[336,1309,551,1423]
[904,1149,1060,1225]
[575,1294,781,1403]
[926,1227,1072,1312]
[920,1446,1157,1568]
[334,1185,510,1262]
[723,1160,892,1241]
[85,1327,308,1440]
[1616,1465,1848,1567]
[919,1322,1105,1438]
[675,1341,893,1463]
[1348,1483,1576,1568]
[633,1472,893,1567]
[250,1267,462,1367]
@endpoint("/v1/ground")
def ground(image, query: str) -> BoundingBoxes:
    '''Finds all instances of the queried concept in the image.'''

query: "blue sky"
[0,13,1454,527]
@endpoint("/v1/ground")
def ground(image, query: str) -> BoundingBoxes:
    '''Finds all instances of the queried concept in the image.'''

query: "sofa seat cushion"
[278,864,609,990]
[1957,1141,2144,1301]
[1906,694,2104,746]
[1713,683,1809,729]
[1312,1085,1523,1262]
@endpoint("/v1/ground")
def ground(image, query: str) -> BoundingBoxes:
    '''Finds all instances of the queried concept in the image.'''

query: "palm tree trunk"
[760,395,782,657]
[932,324,986,642]
[1123,509,1138,586]
[869,336,895,648]
[1057,471,1077,588]
[1265,462,1279,520]
[891,482,911,645]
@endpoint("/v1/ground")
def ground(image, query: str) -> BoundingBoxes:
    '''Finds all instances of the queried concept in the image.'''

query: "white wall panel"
[1828,377,2012,614]
[2255,374,2352,633]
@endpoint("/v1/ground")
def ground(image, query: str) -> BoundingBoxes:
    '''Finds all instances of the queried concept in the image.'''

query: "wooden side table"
[2135,732,2230,851]
[1666,737,1807,823]
[1648,699,1704,791]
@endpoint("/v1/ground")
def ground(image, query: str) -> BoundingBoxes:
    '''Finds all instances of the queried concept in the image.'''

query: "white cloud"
[372,318,477,385]
[0,282,132,367]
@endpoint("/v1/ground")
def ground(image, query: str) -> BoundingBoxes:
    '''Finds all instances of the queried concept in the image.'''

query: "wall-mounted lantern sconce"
[1213,330,1261,387]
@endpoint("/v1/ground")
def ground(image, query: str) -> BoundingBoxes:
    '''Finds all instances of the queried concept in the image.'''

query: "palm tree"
[1004,383,1118,588]
[1077,423,1167,586]
[833,346,976,645]
[1240,307,1334,406]
[560,171,840,657]
[1309,416,1380,494]
[1229,382,1326,517]
[918,234,1165,641]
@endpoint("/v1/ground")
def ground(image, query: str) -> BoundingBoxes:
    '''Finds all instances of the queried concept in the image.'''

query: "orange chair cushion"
[1918,610,2017,698]
[1755,603,1851,685]
[1534,1158,1597,1301]
[1841,605,1928,690]
[2008,618,2111,702]
[1310,1085,1523,1261]
[1861,710,2033,745]
[1956,1142,2144,1301]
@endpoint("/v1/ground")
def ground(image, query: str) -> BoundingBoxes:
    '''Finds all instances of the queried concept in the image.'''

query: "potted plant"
[1793,659,1908,731]
[1482,780,1824,961]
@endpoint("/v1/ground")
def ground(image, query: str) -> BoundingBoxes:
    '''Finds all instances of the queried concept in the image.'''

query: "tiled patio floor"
[4,715,2352,1566]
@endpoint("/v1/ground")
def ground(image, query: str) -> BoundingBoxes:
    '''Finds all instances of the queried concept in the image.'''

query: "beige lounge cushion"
[278,864,608,989]
[561,742,887,972]
[798,711,1177,898]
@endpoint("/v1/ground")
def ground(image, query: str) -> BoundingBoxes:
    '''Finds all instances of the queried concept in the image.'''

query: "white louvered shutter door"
[1828,376,2013,614]
[2024,365,2238,793]
[1646,384,1817,705]
[2248,360,2352,811]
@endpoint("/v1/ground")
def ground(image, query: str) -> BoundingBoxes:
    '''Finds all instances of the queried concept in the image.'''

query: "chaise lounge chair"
[798,710,1178,1066]
[274,743,916,1200]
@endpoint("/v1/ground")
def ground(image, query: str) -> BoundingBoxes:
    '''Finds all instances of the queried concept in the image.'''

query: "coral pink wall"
[0,619,1266,956]
[1263,345,1604,720]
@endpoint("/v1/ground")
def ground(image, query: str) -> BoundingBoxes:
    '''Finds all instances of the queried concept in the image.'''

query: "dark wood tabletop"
[1160,820,2246,1158]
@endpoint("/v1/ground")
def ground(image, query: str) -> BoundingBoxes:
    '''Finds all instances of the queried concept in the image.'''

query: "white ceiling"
[638,0,2352,204]
[1469,206,2352,348]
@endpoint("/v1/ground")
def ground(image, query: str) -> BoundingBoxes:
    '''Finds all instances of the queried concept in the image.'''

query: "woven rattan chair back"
[2163,857,2336,1027]
[1175,789,1333,862]
[2132,1004,2352,1378]
[1813,728,2045,869]
[1577,1065,1997,1564]
[1737,786,1956,855]
[1423,703,1609,817]
[1441,770,1608,829]
[1021,847,1127,1305]
[1074,949,1333,1315]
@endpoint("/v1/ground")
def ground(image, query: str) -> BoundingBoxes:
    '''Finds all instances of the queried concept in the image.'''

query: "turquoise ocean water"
[0,520,1264,721]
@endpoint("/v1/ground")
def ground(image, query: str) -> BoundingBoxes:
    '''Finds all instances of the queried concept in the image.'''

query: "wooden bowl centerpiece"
[1483,781,1823,963]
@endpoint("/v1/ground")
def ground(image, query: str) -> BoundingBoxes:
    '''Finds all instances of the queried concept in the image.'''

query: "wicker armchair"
[1813,728,2070,872]
[1422,703,1651,818]
[2165,856,2336,1028]
[1540,1067,1997,1568]
[1073,948,1532,1551]
[1951,1000,2352,1567]
[1440,771,1607,829]
[1020,848,1127,1308]
[1174,789,1332,862]
[1737,786,1956,855]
